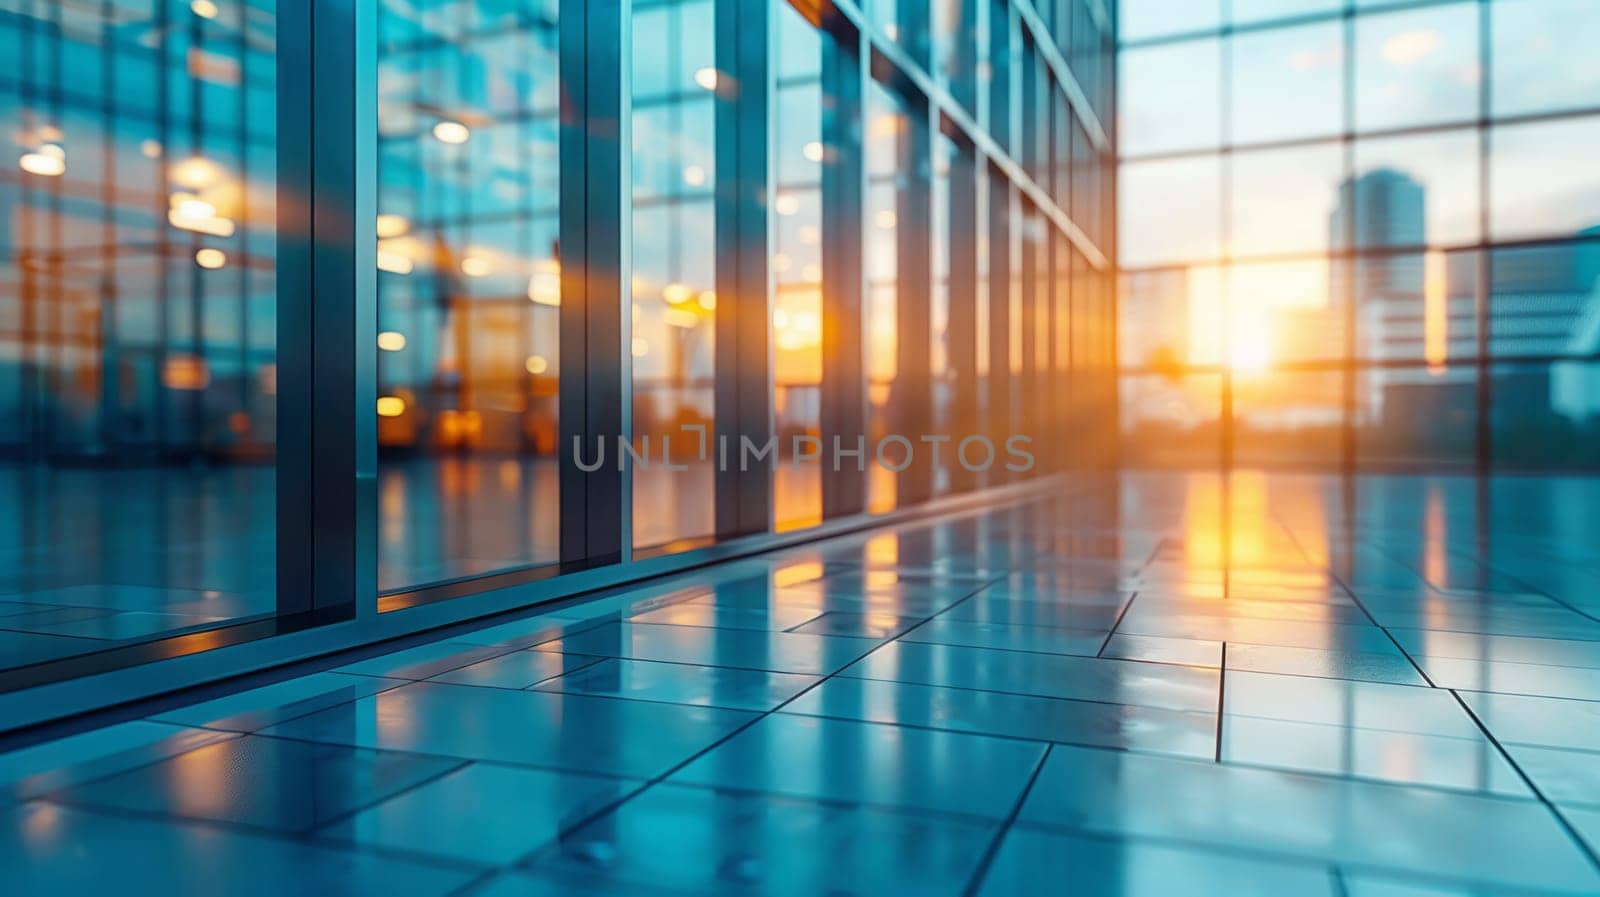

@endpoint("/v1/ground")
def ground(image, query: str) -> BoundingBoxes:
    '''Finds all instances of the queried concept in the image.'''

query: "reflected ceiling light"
[631,337,650,358]
[460,256,491,277]
[801,263,821,283]
[875,209,897,230]
[663,307,700,329]
[528,273,561,306]
[773,252,792,273]
[697,290,716,311]
[18,150,64,177]
[693,67,719,90]
[774,193,800,216]
[170,156,222,189]
[378,331,408,351]
[190,0,219,19]
[525,354,550,375]
[799,225,820,245]
[682,165,706,187]
[802,141,825,163]
[377,396,407,417]
[376,213,409,238]
[433,120,470,144]
[377,248,414,275]
[661,282,691,304]
[194,248,227,269]
[172,195,217,221]
[140,139,163,159]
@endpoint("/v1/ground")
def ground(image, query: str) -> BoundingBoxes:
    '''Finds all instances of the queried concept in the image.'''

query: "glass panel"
[1488,242,1600,358]
[1491,0,1600,118]
[931,134,954,496]
[631,0,716,552]
[773,2,823,532]
[1229,142,1344,259]
[1119,0,1222,43]
[1492,362,1600,470]
[1234,370,1345,469]
[1355,365,1478,469]
[1118,265,1226,371]
[1229,259,1344,367]
[1118,40,1223,157]
[1120,374,1223,467]
[1489,116,1600,241]
[1354,2,1480,133]
[375,0,562,592]
[1231,0,1341,27]
[1356,250,1480,367]
[1118,156,1222,267]
[1347,130,1480,250]
[1230,22,1344,145]
[0,0,278,667]
[865,79,907,514]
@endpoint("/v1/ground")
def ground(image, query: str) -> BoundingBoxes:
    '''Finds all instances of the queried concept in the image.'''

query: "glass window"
[1118,265,1226,371]
[1490,116,1600,241]
[375,0,562,592]
[773,2,823,532]
[631,0,716,553]
[1355,2,1480,133]
[1492,362,1600,470]
[1491,0,1600,118]
[865,80,908,514]
[0,0,279,667]
[1489,243,1600,358]
[1229,259,1345,367]
[1233,370,1345,469]
[1231,0,1341,27]
[1230,22,1344,145]
[1355,365,1478,469]
[1118,156,1223,267]
[1229,142,1345,259]
[1349,130,1481,249]
[1120,374,1223,468]
[1119,0,1222,43]
[1118,40,1223,157]
[1356,250,1480,368]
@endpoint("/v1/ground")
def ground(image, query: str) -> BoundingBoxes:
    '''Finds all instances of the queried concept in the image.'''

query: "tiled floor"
[6,471,1600,895]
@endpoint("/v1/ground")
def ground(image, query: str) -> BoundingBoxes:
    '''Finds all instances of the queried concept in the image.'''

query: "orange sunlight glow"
[1423,249,1449,374]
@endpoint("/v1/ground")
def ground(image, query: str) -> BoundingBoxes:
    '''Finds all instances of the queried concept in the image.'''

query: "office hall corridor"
[5,472,1600,896]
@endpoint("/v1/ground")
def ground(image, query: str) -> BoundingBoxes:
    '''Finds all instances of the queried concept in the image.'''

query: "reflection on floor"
[7,471,1600,894]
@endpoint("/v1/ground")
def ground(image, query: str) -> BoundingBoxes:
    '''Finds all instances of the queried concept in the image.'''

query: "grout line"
[1215,642,1227,763]
[1450,688,1600,874]
[1095,589,1138,656]
[961,743,1054,897]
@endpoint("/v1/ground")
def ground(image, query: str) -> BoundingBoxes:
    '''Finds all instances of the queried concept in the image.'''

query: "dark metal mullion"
[276,0,377,619]
[946,136,979,492]
[559,0,632,566]
[894,84,934,505]
[713,0,773,537]
[819,23,867,519]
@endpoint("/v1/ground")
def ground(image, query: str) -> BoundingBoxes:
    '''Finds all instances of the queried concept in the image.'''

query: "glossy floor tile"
[7,473,1600,894]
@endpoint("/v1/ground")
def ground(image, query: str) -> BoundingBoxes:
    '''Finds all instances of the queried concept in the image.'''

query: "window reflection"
[0,0,278,667]
[1229,22,1343,145]
[772,1,822,532]
[631,0,715,553]
[1491,0,1600,118]
[865,79,907,514]
[375,0,561,592]
[1118,40,1222,157]
[1354,2,1480,133]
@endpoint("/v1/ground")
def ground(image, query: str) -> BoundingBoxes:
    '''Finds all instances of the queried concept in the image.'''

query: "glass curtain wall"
[374,0,562,593]
[1118,0,1600,472]
[0,0,1116,687]
[0,0,279,673]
